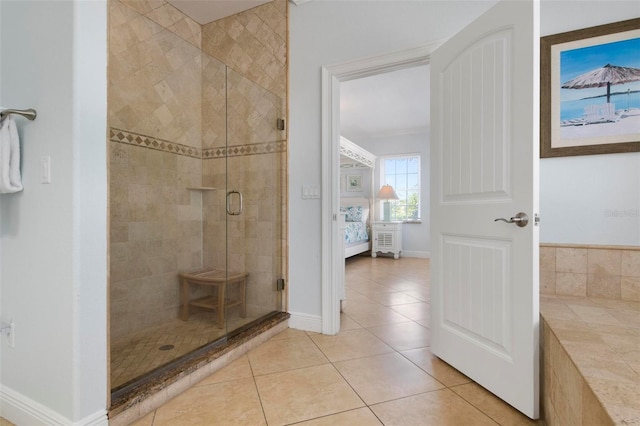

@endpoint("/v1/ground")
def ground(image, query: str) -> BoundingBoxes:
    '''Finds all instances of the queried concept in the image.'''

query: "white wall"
[359,132,430,257]
[539,1,640,246]
[541,153,640,245]
[289,0,498,319]
[289,0,640,321]
[0,1,108,424]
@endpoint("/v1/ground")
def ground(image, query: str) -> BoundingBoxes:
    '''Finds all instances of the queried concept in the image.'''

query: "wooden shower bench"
[179,269,248,328]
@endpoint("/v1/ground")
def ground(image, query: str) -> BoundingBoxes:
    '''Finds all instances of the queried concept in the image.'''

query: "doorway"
[321,43,441,335]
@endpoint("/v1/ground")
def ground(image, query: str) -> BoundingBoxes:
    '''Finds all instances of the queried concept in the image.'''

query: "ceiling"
[340,64,430,143]
[167,0,271,25]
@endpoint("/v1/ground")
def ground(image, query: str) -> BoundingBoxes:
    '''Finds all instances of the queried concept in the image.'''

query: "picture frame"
[541,18,640,158]
[346,174,362,192]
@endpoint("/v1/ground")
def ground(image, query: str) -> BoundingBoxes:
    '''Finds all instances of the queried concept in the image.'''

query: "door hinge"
[276,278,285,291]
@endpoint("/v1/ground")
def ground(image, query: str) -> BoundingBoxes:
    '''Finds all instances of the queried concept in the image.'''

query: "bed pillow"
[342,206,364,222]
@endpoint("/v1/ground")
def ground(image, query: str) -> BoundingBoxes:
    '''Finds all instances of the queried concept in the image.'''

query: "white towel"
[0,116,24,193]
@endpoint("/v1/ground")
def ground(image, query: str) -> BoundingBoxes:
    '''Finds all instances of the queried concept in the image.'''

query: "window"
[380,154,420,221]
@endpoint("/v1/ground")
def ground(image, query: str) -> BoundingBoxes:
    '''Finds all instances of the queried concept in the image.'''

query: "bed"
[339,136,376,258]
[341,199,371,257]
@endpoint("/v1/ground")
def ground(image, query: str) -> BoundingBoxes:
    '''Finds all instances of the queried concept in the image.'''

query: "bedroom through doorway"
[336,55,431,330]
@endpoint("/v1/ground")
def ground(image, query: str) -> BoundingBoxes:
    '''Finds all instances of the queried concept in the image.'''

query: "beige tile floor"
[129,255,541,425]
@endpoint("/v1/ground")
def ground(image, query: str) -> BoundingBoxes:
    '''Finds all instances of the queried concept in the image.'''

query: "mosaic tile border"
[110,128,201,159]
[110,128,286,159]
[202,141,287,159]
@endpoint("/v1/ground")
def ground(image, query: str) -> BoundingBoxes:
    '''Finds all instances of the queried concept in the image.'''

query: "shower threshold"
[109,311,289,418]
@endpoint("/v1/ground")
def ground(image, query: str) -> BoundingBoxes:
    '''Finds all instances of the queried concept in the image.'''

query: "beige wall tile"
[582,383,614,426]
[588,248,622,276]
[556,272,587,297]
[587,274,621,299]
[621,276,640,302]
[540,246,556,272]
[540,270,556,295]
[201,0,287,99]
[109,0,288,341]
[556,248,588,273]
[587,377,640,424]
[555,345,584,420]
[621,250,640,277]
[109,0,202,149]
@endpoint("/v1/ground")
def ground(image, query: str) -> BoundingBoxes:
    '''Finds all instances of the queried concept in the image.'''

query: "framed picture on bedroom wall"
[541,18,640,158]
[346,174,362,192]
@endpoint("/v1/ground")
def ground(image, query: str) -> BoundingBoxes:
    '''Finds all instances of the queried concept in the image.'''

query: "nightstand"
[371,221,403,259]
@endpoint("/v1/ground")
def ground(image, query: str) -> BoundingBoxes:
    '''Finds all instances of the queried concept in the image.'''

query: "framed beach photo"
[346,174,362,192]
[541,18,640,158]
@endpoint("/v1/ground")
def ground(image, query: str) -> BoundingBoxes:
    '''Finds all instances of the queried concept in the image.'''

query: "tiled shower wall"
[109,0,287,339]
[201,1,287,319]
[540,244,640,302]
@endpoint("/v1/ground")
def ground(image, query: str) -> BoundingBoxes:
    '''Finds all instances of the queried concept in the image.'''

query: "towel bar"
[0,108,37,121]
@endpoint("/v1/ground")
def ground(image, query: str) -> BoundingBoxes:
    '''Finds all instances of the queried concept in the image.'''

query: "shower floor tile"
[111,312,259,389]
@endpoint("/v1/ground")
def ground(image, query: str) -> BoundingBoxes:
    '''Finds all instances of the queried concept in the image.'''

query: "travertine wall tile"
[622,250,640,277]
[118,0,201,48]
[588,248,621,276]
[540,246,556,272]
[556,272,587,297]
[540,270,556,295]
[541,245,640,301]
[109,0,287,340]
[587,274,621,299]
[109,0,202,149]
[621,276,640,302]
[556,248,588,273]
[201,0,287,99]
[581,382,615,426]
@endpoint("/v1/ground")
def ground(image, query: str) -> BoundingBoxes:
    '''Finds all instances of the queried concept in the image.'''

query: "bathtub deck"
[540,295,640,425]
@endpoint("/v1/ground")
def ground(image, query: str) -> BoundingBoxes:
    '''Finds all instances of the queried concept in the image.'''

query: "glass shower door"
[224,66,286,333]
[202,65,285,336]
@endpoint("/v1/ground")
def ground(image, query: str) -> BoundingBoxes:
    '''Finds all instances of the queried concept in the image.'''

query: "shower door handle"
[226,190,243,215]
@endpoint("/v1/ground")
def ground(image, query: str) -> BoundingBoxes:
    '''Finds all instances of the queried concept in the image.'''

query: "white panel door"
[430,0,540,418]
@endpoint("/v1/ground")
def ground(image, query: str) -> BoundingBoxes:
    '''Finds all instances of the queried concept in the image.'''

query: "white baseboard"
[0,385,107,426]
[288,311,322,333]
[74,411,108,426]
[402,251,431,258]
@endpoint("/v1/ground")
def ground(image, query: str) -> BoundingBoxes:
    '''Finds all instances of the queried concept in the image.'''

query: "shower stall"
[107,0,287,394]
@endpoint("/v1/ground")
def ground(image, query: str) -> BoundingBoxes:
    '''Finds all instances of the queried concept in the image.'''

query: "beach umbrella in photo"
[561,63,640,103]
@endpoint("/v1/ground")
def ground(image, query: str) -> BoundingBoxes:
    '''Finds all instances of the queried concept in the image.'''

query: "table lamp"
[377,184,399,221]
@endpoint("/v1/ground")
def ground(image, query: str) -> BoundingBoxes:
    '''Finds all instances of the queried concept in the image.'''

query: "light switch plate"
[302,184,320,199]
[40,156,51,184]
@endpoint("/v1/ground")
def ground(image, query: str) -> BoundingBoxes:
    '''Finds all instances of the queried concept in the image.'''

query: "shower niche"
[107,0,287,395]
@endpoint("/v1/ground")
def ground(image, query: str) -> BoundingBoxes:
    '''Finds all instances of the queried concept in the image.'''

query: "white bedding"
[340,198,371,257]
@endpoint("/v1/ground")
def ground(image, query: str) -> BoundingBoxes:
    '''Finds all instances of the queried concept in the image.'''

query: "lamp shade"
[377,184,399,200]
